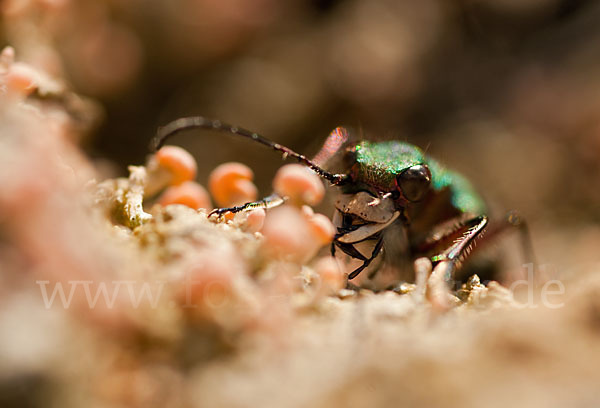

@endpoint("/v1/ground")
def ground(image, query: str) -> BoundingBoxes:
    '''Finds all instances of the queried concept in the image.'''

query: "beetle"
[152,116,533,283]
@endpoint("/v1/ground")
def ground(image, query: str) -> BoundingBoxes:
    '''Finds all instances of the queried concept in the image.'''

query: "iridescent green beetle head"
[345,140,432,206]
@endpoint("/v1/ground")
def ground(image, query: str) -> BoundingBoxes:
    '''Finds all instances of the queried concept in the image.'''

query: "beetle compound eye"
[397,164,431,202]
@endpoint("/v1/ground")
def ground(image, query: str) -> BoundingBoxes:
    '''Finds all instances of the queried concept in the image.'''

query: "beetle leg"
[427,215,488,278]
[459,211,537,268]
[493,211,537,267]
[334,241,368,261]
[347,237,385,279]
[417,212,536,283]
[209,193,286,217]
[331,207,396,279]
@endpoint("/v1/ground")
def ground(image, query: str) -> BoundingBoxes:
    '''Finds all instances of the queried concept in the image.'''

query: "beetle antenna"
[152,116,350,185]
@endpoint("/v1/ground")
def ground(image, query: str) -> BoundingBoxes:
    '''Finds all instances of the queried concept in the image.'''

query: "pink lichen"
[158,181,211,210]
[273,163,325,206]
[209,162,258,207]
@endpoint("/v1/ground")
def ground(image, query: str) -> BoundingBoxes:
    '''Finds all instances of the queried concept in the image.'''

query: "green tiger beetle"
[153,117,534,285]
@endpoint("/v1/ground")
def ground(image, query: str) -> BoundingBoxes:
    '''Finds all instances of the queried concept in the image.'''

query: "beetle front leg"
[332,240,368,262]
[458,211,537,279]
[331,235,385,281]
[209,193,286,217]
[419,211,537,283]
[421,215,489,280]
[331,210,399,280]
[347,238,384,280]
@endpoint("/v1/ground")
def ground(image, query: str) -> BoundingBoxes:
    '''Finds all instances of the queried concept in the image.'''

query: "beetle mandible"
[152,116,532,283]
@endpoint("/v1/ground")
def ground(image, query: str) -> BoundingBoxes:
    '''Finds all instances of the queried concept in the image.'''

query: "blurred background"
[3,0,600,267]
[5,2,600,407]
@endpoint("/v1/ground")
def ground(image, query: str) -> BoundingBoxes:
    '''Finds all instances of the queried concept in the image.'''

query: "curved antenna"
[152,116,350,186]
